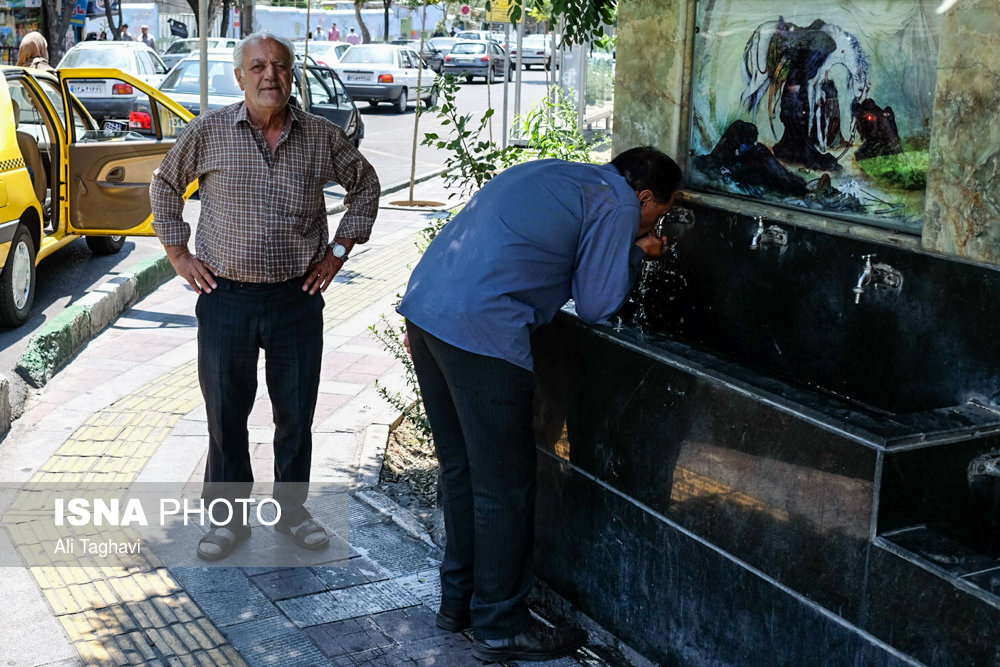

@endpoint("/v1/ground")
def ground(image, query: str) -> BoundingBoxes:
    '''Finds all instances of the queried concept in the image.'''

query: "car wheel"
[545,60,551,71]
[465,75,474,84]
[487,67,495,84]
[85,235,126,255]
[424,90,438,108]
[394,88,408,113]
[367,100,379,108]
[0,224,36,328]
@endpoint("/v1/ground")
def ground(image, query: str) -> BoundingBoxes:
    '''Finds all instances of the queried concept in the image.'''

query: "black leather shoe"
[435,609,471,632]
[471,619,586,662]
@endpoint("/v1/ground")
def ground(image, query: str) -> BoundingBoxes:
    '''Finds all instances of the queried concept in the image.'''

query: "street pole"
[303,1,311,106]
[199,0,208,114]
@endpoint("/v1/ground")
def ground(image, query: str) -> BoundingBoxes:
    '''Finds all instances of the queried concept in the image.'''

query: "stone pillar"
[916,2,1000,264]
[613,0,692,159]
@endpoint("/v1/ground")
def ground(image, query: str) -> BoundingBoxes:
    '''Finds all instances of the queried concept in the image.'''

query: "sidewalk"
[0,176,627,667]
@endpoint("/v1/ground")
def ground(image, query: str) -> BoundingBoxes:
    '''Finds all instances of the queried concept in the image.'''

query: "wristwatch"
[331,242,349,261]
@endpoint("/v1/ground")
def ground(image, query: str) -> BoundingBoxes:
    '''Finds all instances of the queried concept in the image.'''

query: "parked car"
[157,49,365,147]
[293,40,351,67]
[509,34,555,70]
[390,39,444,73]
[441,40,513,84]
[56,41,170,123]
[0,66,195,327]
[161,37,239,70]
[334,43,436,113]
[453,30,495,43]
[427,36,459,58]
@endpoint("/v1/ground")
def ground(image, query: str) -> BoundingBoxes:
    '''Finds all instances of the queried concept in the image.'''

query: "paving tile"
[392,569,443,608]
[251,568,329,601]
[345,644,416,665]
[399,631,474,661]
[276,579,420,627]
[169,567,281,627]
[415,650,481,667]
[303,616,392,657]
[348,522,441,578]
[369,606,443,643]
[238,632,329,667]
[312,555,386,590]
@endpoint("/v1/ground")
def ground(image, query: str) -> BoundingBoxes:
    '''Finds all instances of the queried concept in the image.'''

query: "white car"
[334,43,437,113]
[453,30,505,45]
[161,37,239,70]
[57,41,170,123]
[509,34,555,70]
[427,36,459,58]
[293,40,351,67]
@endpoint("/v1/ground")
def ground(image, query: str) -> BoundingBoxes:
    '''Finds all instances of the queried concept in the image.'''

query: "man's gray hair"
[233,32,295,74]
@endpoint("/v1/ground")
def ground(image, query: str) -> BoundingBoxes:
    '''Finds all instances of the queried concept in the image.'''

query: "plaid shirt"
[151,102,380,283]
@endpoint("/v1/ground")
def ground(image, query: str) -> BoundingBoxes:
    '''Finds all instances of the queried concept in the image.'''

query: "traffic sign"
[488,0,511,23]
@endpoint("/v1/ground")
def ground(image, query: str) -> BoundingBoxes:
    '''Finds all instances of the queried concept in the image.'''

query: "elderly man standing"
[138,24,156,51]
[150,32,380,561]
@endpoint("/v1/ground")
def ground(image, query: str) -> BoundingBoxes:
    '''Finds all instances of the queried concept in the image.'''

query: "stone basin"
[530,199,1000,665]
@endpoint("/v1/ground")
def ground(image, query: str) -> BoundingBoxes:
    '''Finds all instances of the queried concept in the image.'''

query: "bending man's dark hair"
[611,146,683,203]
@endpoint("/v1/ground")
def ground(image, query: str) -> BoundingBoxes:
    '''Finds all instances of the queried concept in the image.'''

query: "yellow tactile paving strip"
[4,231,424,665]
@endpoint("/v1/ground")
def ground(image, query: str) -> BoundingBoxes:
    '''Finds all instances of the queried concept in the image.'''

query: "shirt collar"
[233,101,303,131]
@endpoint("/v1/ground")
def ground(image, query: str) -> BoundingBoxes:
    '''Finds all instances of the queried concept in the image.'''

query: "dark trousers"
[197,276,324,527]
[406,321,536,639]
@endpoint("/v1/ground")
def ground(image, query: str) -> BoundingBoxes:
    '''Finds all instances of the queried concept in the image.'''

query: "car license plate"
[102,120,126,132]
[344,73,372,83]
[69,83,104,95]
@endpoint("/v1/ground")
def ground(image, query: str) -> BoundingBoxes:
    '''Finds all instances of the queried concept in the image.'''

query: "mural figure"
[693,120,807,197]
[741,16,871,171]
[851,98,902,160]
[690,3,939,230]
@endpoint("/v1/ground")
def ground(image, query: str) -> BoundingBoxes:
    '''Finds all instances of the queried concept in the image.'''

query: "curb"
[15,253,176,389]
[0,167,450,438]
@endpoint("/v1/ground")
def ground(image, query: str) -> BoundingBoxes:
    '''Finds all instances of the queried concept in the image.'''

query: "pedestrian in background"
[139,24,156,50]
[150,32,380,561]
[399,147,682,662]
[328,23,340,41]
[346,27,360,44]
[16,31,54,71]
[119,24,132,41]
[313,25,324,40]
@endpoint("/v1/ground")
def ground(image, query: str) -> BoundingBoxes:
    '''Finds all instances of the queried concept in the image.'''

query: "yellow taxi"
[0,66,195,327]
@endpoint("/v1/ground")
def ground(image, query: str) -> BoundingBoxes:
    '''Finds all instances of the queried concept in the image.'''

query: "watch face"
[332,243,347,258]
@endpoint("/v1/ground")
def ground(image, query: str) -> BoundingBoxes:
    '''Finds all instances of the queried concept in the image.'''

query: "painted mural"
[690,1,941,231]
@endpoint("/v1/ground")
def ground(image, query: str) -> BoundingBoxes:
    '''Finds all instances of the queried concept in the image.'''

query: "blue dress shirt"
[399,159,645,370]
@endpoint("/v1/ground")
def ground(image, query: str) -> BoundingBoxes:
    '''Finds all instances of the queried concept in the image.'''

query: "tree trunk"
[208,0,221,36]
[354,0,371,43]
[239,3,254,37]
[383,0,391,42]
[43,0,76,63]
[102,0,123,41]
[220,0,230,38]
